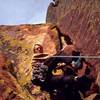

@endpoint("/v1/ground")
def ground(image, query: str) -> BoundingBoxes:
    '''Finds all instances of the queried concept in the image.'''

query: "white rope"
[49,56,100,59]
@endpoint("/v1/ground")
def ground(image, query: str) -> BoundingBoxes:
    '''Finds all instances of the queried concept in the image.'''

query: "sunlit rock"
[0,24,61,86]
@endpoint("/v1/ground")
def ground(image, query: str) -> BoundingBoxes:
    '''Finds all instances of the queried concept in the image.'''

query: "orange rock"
[0,51,7,70]
[0,23,61,85]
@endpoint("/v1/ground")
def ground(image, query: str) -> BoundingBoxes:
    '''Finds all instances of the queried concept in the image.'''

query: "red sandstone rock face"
[0,70,22,100]
[0,24,61,100]
[46,0,100,67]
[0,24,60,55]
[0,70,36,100]
[0,24,61,85]
[0,52,7,69]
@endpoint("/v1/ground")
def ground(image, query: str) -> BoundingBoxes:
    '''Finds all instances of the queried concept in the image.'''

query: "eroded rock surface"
[0,24,61,99]
[46,0,100,71]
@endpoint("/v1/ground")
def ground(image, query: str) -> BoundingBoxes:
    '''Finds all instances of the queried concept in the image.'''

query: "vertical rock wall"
[46,0,100,69]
